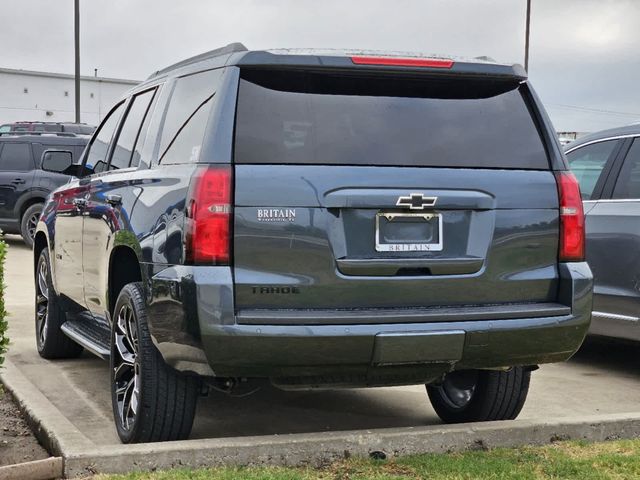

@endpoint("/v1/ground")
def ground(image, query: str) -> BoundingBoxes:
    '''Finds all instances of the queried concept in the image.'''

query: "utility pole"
[524,0,531,72]
[74,0,81,123]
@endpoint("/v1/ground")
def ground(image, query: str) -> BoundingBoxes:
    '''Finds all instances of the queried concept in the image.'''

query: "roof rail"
[0,132,81,138]
[8,121,92,126]
[148,42,248,79]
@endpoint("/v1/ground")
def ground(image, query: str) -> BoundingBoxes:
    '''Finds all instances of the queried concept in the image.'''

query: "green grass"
[97,439,640,480]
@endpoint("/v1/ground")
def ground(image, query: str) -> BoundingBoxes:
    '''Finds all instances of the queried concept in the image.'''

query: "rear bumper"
[147,262,592,386]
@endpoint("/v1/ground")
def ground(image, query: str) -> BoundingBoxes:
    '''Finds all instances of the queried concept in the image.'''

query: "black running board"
[61,318,111,360]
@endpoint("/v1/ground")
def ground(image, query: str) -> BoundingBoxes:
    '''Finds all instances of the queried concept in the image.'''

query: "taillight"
[185,166,231,265]
[555,171,585,262]
[351,56,454,68]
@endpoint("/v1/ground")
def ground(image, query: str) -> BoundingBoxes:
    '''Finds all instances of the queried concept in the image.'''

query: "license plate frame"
[375,212,443,252]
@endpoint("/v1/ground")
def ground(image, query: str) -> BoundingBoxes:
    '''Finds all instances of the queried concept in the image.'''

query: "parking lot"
[3,235,639,448]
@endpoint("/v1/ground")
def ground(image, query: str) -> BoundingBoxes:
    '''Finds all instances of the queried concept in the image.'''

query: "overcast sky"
[2,0,639,132]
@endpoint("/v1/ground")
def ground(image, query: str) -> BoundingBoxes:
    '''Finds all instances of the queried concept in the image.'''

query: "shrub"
[0,238,7,368]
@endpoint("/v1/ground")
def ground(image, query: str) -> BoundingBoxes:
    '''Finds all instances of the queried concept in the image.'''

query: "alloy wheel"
[113,303,140,431]
[26,212,39,241]
[35,257,49,347]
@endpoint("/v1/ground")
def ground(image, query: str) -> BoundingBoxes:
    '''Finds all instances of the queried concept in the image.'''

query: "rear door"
[577,137,640,339]
[0,142,36,226]
[232,69,561,317]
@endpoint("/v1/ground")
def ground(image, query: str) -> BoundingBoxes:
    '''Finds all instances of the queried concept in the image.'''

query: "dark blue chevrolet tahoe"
[34,43,593,443]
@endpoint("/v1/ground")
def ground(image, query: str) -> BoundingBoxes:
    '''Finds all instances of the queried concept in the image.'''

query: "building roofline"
[0,67,140,85]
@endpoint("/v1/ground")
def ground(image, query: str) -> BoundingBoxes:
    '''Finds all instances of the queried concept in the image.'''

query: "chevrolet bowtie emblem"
[396,193,437,210]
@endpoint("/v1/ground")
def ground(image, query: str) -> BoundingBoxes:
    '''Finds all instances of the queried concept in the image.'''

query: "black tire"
[110,282,199,443]
[35,248,84,359]
[426,368,530,424]
[21,203,43,248]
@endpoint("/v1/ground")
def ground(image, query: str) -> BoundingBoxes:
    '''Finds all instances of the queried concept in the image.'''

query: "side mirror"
[93,160,108,174]
[41,150,73,173]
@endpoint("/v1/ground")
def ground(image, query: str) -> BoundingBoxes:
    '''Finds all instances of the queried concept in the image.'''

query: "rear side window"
[110,89,156,170]
[235,70,549,169]
[158,68,223,164]
[0,143,33,171]
[566,140,618,200]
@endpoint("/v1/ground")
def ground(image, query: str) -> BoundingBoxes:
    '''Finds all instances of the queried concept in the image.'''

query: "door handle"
[106,194,122,206]
[72,198,87,208]
[11,178,26,185]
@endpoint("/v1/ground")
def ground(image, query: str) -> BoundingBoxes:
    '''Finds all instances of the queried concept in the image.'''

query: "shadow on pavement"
[570,336,639,378]
[191,381,435,439]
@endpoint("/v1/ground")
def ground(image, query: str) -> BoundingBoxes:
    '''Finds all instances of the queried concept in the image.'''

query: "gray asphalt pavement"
[3,235,640,446]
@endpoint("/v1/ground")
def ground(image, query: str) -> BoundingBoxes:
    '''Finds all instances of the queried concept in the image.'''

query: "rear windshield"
[235,69,549,169]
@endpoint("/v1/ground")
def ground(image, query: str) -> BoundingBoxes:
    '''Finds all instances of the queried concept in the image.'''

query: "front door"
[54,101,126,309]
[51,180,90,306]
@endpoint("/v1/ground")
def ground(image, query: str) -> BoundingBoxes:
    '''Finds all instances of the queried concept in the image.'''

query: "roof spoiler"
[235,51,527,80]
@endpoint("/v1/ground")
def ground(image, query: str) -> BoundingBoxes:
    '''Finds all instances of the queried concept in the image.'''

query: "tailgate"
[233,165,560,311]
[231,66,560,320]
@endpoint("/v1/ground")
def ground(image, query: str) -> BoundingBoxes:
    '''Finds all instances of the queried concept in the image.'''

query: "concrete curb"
[63,413,640,477]
[3,356,640,478]
[0,457,63,480]
[0,357,93,456]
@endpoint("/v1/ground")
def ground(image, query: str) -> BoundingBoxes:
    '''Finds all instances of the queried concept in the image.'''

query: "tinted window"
[235,70,549,169]
[110,89,156,170]
[130,95,156,168]
[567,140,618,200]
[32,143,84,166]
[612,139,640,199]
[0,143,32,171]
[85,102,125,174]
[158,69,222,164]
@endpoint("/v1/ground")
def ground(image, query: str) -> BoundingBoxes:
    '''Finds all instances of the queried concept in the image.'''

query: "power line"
[548,103,640,118]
